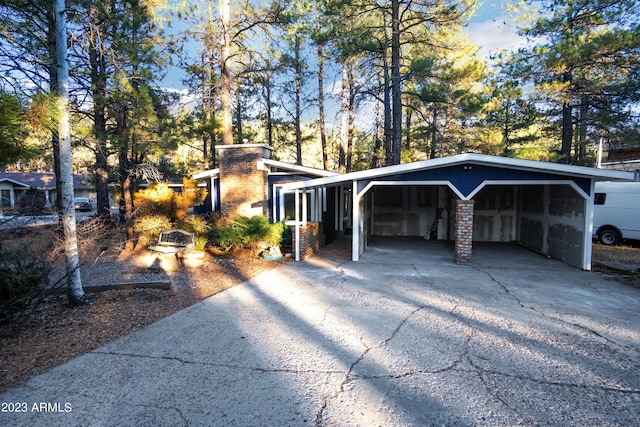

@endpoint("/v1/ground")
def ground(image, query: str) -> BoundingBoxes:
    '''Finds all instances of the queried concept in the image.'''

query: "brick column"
[218,144,272,219]
[292,221,324,259]
[455,199,474,265]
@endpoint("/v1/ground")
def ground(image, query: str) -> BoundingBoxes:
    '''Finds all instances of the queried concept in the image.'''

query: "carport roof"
[279,153,636,191]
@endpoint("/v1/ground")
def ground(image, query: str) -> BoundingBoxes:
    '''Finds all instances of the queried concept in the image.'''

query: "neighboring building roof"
[0,172,94,190]
[278,153,637,193]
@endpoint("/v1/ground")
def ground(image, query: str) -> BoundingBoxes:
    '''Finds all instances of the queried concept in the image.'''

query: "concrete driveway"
[2,238,640,426]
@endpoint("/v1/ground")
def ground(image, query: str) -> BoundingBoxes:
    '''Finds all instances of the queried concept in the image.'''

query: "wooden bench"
[148,229,195,254]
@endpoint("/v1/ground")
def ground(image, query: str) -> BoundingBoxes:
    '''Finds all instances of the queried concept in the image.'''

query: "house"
[192,144,337,218]
[193,144,636,270]
[0,172,95,211]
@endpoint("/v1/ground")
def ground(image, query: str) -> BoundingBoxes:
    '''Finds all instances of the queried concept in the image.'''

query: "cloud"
[465,17,525,62]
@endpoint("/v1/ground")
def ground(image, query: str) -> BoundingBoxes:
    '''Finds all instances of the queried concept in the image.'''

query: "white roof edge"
[261,159,339,177]
[215,143,273,151]
[0,177,31,187]
[279,154,637,191]
[192,168,220,180]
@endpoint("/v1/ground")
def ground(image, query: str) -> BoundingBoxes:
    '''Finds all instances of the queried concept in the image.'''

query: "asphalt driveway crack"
[313,306,425,427]
[474,267,640,352]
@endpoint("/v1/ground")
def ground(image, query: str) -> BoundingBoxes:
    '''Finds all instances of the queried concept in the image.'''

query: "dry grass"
[591,241,640,289]
[592,241,640,264]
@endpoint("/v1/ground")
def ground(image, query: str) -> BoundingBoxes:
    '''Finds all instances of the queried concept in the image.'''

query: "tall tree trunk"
[561,70,573,163]
[294,35,302,165]
[372,83,384,168]
[317,43,329,171]
[339,60,349,173]
[577,97,588,165]
[201,52,209,166]
[503,99,511,156]
[89,16,110,218]
[119,144,134,250]
[430,111,438,159]
[219,0,233,145]
[115,96,134,249]
[381,21,392,166]
[265,70,273,147]
[55,0,86,306]
[390,0,402,165]
[235,85,243,144]
[48,4,63,220]
[405,106,411,153]
[347,61,355,172]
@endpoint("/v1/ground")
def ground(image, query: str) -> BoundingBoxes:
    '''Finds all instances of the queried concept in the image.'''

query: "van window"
[594,193,606,205]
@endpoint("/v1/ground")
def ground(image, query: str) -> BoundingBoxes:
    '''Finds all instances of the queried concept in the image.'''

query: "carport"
[279,154,634,270]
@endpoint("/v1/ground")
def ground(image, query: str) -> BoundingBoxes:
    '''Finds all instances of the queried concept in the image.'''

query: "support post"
[455,199,474,265]
[295,189,300,262]
[352,180,360,261]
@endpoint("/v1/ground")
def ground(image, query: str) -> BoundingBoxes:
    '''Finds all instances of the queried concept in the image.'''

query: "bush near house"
[209,215,287,256]
[133,178,207,223]
[132,178,207,245]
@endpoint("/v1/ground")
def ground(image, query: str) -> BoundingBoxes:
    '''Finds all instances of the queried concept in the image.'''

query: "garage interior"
[364,183,587,269]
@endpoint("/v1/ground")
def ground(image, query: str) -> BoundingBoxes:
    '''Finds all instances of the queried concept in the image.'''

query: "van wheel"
[598,228,620,246]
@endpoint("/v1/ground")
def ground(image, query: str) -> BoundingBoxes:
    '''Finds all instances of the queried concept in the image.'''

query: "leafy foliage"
[0,246,51,334]
[133,178,207,223]
[0,91,39,166]
[132,214,172,240]
[176,214,209,235]
[209,215,286,252]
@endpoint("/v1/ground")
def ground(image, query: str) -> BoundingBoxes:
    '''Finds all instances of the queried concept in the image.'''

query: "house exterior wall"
[292,221,323,259]
[472,186,517,242]
[547,185,585,268]
[518,186,546,251]
[218,144,271,219]
[517,184,586,268]
[371,186,448,238]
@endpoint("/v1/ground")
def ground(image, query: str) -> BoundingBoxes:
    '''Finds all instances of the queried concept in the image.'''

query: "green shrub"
[133,214,172,239]
[176,214,209,235]
[209,215,286,252]
[194,235,209,251]
[133,179,207,223]
[209,224,243,251]
[0,249,50,329]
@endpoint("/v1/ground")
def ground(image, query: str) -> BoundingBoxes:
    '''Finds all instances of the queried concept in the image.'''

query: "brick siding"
[218,145,271,219]
[455,199,474,265]
[292,222,324,259]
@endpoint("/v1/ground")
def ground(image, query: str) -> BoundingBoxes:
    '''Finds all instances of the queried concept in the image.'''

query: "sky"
[161,1,526,92]
[465,0,526,62]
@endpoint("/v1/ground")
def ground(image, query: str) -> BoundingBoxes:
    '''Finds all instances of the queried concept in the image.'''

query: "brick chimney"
[217,144,272,219]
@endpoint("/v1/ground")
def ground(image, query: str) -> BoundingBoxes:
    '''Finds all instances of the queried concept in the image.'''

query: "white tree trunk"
[55,0,86,305]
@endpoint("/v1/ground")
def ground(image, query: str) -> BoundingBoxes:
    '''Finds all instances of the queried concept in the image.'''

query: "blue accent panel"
[356,164,592,197]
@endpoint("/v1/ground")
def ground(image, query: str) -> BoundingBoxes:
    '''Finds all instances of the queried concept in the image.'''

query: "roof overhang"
[192,168,220,180]
[279,153,637,191]
[0,178,30,188]
[261,159,338,177]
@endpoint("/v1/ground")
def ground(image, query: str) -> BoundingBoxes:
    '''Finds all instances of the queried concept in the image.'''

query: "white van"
[593,181,640,245]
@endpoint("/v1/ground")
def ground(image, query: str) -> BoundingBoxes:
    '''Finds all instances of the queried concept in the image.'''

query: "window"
[1,189,10,208]
[594,193,606,205]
